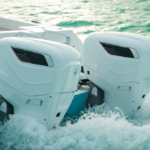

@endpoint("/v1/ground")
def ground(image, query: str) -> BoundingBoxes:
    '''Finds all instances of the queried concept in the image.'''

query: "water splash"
[1,97,150,150]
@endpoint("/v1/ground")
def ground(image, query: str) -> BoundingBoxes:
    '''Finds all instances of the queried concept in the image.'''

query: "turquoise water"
[1,0,150,149]
[1,0,150,38]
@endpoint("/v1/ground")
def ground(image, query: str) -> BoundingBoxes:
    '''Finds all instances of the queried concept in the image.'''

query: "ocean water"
[1,0,150,149]
[1,0,150,38]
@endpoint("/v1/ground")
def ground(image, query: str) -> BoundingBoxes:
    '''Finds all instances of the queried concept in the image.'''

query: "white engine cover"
[83,32,150,117]
[0,37,81,128]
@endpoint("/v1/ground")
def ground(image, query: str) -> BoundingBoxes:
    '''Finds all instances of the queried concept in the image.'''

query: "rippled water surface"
[1,0,150,149]
[1,0,150,37]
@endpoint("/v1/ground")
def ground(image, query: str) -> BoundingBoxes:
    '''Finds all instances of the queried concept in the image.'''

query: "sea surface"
[0,0,150,149]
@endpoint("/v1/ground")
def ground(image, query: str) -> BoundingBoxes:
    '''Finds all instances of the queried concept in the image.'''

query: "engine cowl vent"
[100,42,137,58]
[12,47,48,66]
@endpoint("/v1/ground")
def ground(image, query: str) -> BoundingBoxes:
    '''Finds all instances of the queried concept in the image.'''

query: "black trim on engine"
[85,82,104,108]
[81,66,84,73]
[100,42,134,58]
[0,96,14,125]
[12,47,48,66]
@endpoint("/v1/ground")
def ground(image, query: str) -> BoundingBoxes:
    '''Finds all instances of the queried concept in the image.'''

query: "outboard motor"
[83,32,150,117]
[0,37,81,128]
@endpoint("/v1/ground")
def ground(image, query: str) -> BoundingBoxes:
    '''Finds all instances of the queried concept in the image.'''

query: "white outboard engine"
[83,32,150,117]
[0,37,81,128]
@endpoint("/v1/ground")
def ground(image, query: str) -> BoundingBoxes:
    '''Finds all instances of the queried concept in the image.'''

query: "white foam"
[1,96,150,150]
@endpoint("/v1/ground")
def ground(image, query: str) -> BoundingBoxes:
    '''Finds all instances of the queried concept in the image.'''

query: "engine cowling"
[83,32,150,117]
[0,37,81,128]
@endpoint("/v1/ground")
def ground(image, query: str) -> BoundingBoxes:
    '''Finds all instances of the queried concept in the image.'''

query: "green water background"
[1,0,150,38]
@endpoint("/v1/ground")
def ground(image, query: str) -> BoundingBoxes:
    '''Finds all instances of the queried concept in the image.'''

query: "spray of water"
[1,95,150,150]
